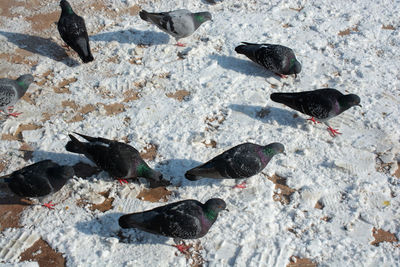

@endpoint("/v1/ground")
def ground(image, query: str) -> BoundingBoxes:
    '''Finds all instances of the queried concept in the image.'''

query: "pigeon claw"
[42,201,56,209]
[233,181,247,189]
[118,179,129,185]
[307,117,321,124]
[172,243,191,253]
[176,42,186,47]
[327,127,342,137]
[8,112,22,118]
[275,73,287,79]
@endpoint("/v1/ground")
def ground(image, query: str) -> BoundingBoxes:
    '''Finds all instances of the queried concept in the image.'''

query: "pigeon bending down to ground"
[58,0,94,63]
[185,142,285,188]
[119,198,227,252]
[139,9,212,46]
[0,160,74,209]
[0,74,34,117]
[65,133,163,184]
[270,88,361,136]
[235,42,301,78]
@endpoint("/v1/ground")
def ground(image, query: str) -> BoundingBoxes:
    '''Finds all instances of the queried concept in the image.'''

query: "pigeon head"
[16,74,34,91]
[288,58,302,77]
[263,143,285,156]
[339,94,361,110]
[60,0,74,14]
[203,198,227,221]
[193,12,212,25]
[137,163,163,181]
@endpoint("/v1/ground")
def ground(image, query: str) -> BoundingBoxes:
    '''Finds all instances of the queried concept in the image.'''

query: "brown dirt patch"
[72,162,100,178]
[382,24,396,30]
[137,187,171,202]
[123,90,141,102]
[62,100,79,111]
[0,49,38,66]
[79,104,96,114]
[166,90,190,102]
[26,11,59,33]
[371,228,398,246]
[0,159,7,173]
[67,114,84,123]
[202,140,217,148]
[394,163,400,178]
[176,241,204,267]
[289,7,304,12]
[268,174,296,205]
[21,92,36,105]
[2,123,42,142]
[19,143,34,161]
[20,238,66,267]
[89,191,114,213]
[314,200,324,210]
[287,257,317,267]
[101,103,125,116]
[55,78,77,94]
[0,193,31,231]
[140,143,158,161]
[338,26,359,36]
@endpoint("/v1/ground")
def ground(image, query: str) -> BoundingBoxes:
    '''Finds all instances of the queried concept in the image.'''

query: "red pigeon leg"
[176,42,185,47]
[307,117,321,124]
[275,73,287,78]
[233,181,247,189]
[118,179,128,185]
[42,201,56,209]
[327,126,342,137]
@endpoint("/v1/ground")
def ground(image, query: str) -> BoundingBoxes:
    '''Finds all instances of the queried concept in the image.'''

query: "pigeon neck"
[17,80,29,89]
[136,163,151,177]
[262,146,275,157]
[204,209,217,221]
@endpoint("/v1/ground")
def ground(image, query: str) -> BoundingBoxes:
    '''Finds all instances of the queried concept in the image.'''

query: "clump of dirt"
[137,187,171,202]
[55,78,77,94]
[204,110,228,132]
[101,103,125,116]
[20,238,66,267]
[166,90,190,102]
[371,228,398,246]
[140,143,158,161]
[0,195,31,231]
[2,123,43,142]
[202,140,217,148]
[89,191,114,212]
[19,143,34,161]
[268,174,296,205]
[338,26,359,36]
[123,90,141,102]
[175,241,204,267]
[287,256,317,267]
[382,25,395,30]
[314,200,324,209]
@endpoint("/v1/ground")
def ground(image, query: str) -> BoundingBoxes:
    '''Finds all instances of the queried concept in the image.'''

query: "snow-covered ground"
[0,0,399,266]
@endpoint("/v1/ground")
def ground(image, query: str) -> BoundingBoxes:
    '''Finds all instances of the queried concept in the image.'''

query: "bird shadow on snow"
[75,212,171,246]
[0,31,79,66]
[209,54,276,79]
[91,29,170,46]
[228,104,302,128]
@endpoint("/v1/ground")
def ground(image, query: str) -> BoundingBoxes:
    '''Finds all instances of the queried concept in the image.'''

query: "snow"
[0,0,400,266]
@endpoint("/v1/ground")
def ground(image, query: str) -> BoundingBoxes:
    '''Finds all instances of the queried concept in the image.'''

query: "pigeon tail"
[270,93,298,108]
[139,10,150,21]
[119,213,143,229]
[184,171,201,181]
[65,134,87,154]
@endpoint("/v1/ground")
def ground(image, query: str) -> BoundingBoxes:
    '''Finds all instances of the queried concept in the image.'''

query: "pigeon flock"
[0,0,366,260]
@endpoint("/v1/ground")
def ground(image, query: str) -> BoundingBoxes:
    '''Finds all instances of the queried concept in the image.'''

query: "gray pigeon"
[58,0,94,63]
[0,74,34,117]
[185,142,285,183]
[139,9,212,46]
[119,198,226,251]
[270,88,361,136]
[1,160,75,209]
[235,42,301,78]
[65,133,163,184]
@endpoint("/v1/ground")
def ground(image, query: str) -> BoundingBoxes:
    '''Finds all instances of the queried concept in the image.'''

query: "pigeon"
[0,160,75,209]
[0,74,34,117]
[139,9,212,46]
[185,142,285,187]
[119,198,227,252]
[58,0,94,63]
[270,88,361,136]
[65,133,163,184]
[235,42,301,78]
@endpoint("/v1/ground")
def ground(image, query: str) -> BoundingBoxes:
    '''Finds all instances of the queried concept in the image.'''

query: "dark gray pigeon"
[119,198,226,251]
[270,88,361,136]
[185,142,285,184]
[58,0,94,63]
[0,74,34,117]
[0,160,74,209]
[235,42,301,78]
[65,133,163,184]
[139,9,212,46]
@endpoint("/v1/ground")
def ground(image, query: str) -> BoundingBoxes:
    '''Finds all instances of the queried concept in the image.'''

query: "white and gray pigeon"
[65,133,163,184]
[0,74,34,117]
[139,9,212,46]
[58,0,94,63]
[270,88,361,136]
[0,160,75,209]
[119,198,227,252]
[185,142,285,186]
[235,42,301,78]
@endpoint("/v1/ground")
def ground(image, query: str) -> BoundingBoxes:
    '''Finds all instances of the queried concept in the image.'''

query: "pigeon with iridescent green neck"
[139,9,212,46]
[235,42,301,78]
[119,198,226,252]
[65,133,162,184]
[185,142,285,182]
[0,74,34,117]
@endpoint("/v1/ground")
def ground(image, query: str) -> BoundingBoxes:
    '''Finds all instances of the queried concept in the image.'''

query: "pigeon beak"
[294,73,297,79]
[358,104,362,107]
[224,208,229,212]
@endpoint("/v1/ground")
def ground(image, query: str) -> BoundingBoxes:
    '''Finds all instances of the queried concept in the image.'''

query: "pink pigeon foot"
[8,112,22,118]
[176,42,185,47]
[307,117,321,124]
[233,181,247,189]
[172,243,190,253]
[118,179,128,185]
[275,73,287,78]
[42,201,56,209]
[327,127,342,137]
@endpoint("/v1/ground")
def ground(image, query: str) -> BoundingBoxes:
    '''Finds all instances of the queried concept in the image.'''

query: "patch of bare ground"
[20,238,66,267]
[204,110,228,132]
[287,256,317,267]
[202,140,217,148]
[166,90,190,102]
[314,200,324,209]
[371,228,399,246]
[394,163,400,178]
[140,143,158,161]
[19,142,34,161]
[99,103,125,116]
[0,49,38,66]
[1,123,43,142]
[268,174,296,205]
[175,241,204,267]
[137,187,171,202]
[0,194,31,231]
[123,90,141,102]
[382,25,396,30]
[55,78,76,94]
[338,26,359,36]
[89,191,114,212]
